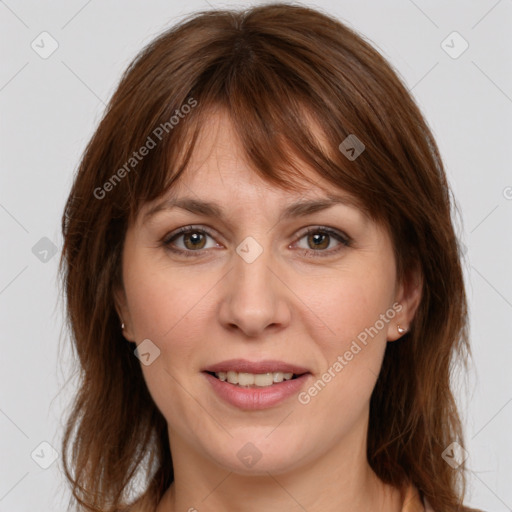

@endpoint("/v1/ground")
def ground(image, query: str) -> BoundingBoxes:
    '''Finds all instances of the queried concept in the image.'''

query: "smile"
[203,371,311,410]
[209,370,300,387]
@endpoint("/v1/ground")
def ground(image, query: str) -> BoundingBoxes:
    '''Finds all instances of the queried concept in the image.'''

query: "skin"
[115,109,422,512]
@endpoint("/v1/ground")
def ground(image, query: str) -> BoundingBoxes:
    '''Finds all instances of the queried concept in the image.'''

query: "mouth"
[202,364,312,409]
[202,359,311,389]
[205,370,306,388]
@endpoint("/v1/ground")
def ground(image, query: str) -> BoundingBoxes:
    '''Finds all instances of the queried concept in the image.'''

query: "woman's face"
[116,110,420,476]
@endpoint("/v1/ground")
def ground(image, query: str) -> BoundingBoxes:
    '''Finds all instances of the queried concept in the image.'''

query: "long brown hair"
[59,3,477,511]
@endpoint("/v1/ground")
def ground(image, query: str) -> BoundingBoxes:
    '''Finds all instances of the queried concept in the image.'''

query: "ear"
[387,262,423,342]
[113,284,136,342]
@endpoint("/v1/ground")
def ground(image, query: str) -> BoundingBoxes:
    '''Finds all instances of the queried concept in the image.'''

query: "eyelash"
[161,225,351,259]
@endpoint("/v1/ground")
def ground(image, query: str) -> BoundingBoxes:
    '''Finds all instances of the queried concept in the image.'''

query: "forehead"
[140,110,368,222]
[164,108,351,201]
[134,104,380,233]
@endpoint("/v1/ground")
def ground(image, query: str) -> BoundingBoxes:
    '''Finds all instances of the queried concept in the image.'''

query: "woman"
[59,3,482,511]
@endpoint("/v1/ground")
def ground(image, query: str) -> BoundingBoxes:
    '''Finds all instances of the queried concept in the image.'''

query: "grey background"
[1,0,511,510]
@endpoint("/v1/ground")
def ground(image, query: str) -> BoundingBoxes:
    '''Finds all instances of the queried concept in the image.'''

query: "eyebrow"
[143,193,365,223]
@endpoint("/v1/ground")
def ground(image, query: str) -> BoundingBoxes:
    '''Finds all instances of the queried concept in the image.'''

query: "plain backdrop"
[1,0,511,510]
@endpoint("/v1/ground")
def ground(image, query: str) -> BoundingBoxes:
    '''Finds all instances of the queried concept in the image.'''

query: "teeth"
[254,373,273,386]
[273,372,284,383]
[238,372,254,386]
[215,371,296,387]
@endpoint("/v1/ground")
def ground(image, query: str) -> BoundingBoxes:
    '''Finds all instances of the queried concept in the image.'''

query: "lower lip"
[203,372,311,410]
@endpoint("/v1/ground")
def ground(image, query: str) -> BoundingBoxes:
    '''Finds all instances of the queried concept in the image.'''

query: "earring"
[397,325,407,335]
[121,322,125,329]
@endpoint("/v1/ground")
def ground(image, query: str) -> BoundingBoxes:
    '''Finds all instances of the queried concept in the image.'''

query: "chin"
[203,434,310,476]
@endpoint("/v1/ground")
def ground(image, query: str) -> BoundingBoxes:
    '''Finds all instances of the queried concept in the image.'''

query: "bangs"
[124,30,386,227]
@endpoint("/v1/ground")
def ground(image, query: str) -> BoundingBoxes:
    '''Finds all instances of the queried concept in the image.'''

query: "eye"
[162,225,351,258]
[162,226,219,257]
[292,226,351,258]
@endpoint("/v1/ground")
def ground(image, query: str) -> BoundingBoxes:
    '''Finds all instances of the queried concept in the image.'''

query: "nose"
[218,241,291,338]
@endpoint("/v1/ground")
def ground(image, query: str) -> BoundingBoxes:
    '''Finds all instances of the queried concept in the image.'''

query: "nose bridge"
[219,234,289,336]
[235,235,274,293]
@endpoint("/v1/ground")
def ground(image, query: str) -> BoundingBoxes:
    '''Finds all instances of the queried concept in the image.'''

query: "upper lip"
[202,359,310,375]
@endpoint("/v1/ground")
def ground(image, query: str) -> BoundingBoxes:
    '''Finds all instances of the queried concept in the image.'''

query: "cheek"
[294,265,395,410]
[123,251,217,342]
[122,255,220,410]
[122,257,214,421]
[295,263,396,347]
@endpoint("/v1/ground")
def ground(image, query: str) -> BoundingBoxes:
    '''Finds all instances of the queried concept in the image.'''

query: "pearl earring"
[397,325,407,335]
[121,322,125,329]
